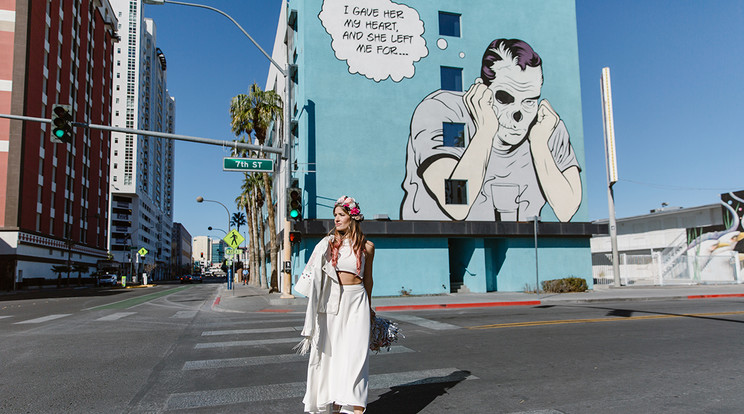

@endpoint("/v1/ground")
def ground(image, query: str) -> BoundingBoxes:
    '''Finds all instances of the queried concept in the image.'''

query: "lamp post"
[197,196,233,289]
[531,216,541,297]
[207,226,227,235]
[147,0,293,298]
[196,196,231,232]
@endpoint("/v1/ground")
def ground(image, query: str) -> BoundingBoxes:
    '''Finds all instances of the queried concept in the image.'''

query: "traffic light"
[289,231,302,244]
[287,187,302,222]
[51,104,73,144]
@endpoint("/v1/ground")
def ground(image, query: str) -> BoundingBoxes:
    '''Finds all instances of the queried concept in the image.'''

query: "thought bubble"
[319,0,428,82]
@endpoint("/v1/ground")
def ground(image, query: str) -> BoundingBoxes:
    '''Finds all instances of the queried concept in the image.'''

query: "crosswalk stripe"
[183,346,415,370]
[165,367,477,410]
[14,314,71,324]
[388,314,460,330]
[0,316,12,320]
[96,312,136,321]
[172,311,198,319]
[201,327,299,336]
[195,337,300,349]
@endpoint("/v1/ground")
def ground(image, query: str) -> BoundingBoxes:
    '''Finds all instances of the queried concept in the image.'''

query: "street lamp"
[207,226,227,235]
[196,196,231,232]
[147,0,293,297]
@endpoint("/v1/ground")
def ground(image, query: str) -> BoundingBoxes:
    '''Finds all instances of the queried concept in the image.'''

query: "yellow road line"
[467,310,744,330]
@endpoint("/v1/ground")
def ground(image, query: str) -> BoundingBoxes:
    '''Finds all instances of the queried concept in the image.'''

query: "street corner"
[124,284,157,289]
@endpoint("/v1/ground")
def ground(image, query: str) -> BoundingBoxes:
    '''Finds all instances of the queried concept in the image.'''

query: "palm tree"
[72,263,90,286]
[236,186,257,286]
[230,211,247,233]
[249,172,268,289]
[230,83,283,291]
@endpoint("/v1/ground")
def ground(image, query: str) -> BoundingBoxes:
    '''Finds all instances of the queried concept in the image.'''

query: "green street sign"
[223,157,273,172]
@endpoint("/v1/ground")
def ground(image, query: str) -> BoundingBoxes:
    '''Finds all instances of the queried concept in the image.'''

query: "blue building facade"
[276,0,604,296]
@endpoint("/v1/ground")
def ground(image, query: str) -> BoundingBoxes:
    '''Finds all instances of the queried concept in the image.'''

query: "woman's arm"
[363,240,375,316]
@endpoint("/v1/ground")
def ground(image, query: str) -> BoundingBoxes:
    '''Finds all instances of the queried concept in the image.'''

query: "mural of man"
[401,39,582,222]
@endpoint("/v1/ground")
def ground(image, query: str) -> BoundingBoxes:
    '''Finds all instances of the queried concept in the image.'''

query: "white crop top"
[336,239,363,277]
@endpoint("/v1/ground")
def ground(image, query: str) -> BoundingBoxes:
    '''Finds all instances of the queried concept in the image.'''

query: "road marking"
[14,314,71,324]
[165,367,476,410]
[0,316,12,320]
[195,337,300,349]
[172,310,198,319]
[389,314,460,330]
[201,327,299,336]
[84,286,191,310]
[182,346,415,370]
[96,312,136,321]
[468,310,744,330]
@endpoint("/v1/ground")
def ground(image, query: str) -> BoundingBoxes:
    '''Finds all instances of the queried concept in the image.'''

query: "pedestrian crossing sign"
[224,230,244,248]
[138,247,148,256]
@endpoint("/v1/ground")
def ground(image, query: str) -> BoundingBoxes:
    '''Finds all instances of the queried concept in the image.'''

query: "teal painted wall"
[291,0,586,222]
[292,236,449,297]
[287,0,592,296]
[488,237,593,292]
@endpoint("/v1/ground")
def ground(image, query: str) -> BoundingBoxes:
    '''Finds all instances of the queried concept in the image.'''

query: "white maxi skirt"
[304,283,370,413]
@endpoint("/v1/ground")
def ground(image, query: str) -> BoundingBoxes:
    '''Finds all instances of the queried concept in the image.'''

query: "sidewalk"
[213,282,744,314]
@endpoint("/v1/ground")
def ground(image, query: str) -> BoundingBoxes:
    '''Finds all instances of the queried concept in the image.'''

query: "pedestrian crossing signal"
[289,231,301,244]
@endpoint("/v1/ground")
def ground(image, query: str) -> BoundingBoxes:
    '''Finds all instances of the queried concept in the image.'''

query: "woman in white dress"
[297,196,375,414]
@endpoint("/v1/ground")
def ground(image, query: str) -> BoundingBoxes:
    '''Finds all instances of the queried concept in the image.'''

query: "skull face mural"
[487,61,542,146]
[401,39,583,222]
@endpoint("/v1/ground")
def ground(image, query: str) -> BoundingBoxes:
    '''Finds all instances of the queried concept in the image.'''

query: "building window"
[445,179,467,204]
[440,66,462,92]
[443,122,465,147]
[438,12,461,37]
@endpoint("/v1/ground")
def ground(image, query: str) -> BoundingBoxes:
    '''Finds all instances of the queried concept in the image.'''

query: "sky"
[143,0,744,240]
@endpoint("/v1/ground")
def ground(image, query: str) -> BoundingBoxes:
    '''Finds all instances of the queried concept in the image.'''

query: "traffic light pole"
[0,113,283,155]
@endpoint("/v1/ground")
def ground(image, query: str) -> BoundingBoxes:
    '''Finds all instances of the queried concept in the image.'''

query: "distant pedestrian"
[295,195,375,414]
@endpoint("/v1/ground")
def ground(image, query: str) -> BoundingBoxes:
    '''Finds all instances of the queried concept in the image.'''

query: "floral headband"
[335,195,364,222]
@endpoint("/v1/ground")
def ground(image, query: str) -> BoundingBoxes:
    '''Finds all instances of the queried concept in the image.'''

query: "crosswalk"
[149,312,477,412]
[1,308,476,411]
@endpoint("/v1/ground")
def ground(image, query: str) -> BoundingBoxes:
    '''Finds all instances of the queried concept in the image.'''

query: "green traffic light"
[290,210,299,218]
[54,129,65,138]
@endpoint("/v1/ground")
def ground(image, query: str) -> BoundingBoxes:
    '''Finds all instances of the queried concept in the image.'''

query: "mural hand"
[529,99,559,147]
[464,79,499,139]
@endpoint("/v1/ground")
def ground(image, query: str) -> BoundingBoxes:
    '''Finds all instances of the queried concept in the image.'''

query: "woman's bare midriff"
[337,271,362,285]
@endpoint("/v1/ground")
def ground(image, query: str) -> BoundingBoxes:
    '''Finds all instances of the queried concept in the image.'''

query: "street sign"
[224,229,245,248]
[138,247,148,256]
[223,157,274,172]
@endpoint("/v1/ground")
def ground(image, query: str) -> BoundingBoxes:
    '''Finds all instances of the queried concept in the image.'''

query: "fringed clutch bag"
[369,316,404,353]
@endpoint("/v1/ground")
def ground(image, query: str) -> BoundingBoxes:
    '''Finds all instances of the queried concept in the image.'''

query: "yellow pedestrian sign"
[224,229,245,248]
[138,247,148,256]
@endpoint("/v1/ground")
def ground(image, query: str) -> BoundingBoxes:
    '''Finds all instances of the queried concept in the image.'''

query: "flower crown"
[335,195,364,222]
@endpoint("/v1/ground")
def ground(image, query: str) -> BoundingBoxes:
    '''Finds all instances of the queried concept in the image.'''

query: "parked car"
[98,274,118,286]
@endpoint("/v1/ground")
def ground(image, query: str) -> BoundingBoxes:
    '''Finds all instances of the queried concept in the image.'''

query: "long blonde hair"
[328,206,365,274]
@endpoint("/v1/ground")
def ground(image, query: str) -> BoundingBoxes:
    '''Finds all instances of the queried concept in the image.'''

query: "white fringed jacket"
[294,235,343,365]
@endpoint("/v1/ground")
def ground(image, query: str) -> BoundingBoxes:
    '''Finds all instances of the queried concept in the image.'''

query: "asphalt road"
[1,284,743,413]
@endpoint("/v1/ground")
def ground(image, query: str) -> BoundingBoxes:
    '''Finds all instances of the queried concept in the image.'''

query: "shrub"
[541,277,588,293]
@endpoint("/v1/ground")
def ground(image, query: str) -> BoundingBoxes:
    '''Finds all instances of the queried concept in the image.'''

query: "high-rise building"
[108,0,175,280]
[171,222,192,277]
[0,0,118,290]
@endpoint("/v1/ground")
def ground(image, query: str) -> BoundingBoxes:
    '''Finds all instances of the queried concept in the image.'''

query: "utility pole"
[601,67,621,287]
